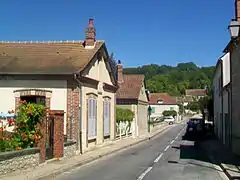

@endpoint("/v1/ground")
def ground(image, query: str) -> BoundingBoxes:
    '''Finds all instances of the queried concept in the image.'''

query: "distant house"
[149,93,179,118]
[185,89,207,101]
[0,19,118,155]
[116,61,150,137]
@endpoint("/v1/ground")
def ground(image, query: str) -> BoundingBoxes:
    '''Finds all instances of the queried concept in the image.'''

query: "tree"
[163,110,177,117]
[124,62,215,96]
[186,101,200,112]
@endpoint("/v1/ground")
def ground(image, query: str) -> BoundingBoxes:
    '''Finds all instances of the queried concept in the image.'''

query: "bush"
[116,108,134,123]
[0,101,46,152]
[162,110,177,117]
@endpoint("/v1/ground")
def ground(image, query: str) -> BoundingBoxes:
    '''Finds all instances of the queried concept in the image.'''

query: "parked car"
[186,118,203,134]
[164,116,175,125]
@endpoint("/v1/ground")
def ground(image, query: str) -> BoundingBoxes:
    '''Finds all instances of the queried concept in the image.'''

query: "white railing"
[116,121,134,139]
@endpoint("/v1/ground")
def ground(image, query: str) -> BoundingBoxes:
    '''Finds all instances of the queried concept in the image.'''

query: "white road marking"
[137,167,153,180]
[170,140,174,144]
[154,153,163,163]
[164,145,170,152]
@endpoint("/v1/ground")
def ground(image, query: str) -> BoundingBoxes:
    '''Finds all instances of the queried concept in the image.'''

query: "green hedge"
[116,108,134,123]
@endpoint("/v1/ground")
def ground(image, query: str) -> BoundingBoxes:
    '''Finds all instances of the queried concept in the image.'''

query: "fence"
[116,121,134,139]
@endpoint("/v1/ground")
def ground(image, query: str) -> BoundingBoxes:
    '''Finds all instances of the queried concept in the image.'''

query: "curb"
[201,143,235,180]
[37,125,171,180]
[208,153,233,180]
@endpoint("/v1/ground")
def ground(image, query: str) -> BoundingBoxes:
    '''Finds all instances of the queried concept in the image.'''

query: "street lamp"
[147,105,152,133]
[228,19,240,39]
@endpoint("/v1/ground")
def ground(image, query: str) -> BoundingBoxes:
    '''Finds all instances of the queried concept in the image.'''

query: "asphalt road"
[56,123,227,180]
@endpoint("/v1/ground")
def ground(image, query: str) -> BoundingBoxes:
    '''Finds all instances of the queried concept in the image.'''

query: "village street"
[55,121,227,180]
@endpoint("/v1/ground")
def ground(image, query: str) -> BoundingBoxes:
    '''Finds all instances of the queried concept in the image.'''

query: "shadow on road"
[171,123,240,174]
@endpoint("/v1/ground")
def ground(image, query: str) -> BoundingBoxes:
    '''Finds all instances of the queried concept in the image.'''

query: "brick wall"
[66,81,80,142]
[37,115,46,163]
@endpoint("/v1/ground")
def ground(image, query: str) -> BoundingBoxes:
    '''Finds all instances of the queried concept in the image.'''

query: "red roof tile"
[116,74,145,100]
[149,93,177,105]
[185,89,207,96]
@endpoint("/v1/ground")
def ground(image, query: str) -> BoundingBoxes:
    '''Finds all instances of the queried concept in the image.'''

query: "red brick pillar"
[37,116,46,163]
[50,110,64,158]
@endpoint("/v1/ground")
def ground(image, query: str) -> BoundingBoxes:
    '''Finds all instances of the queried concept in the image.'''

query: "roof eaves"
[78,41,104,75]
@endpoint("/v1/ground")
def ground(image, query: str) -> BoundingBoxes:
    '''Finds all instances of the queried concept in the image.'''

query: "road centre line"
[164,145,170,152]
[137,167,153,180]
[154,153,163,163]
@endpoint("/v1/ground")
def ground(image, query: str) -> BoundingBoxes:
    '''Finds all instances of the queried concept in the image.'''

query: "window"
[88,97,97,139]
[170,107,174,110]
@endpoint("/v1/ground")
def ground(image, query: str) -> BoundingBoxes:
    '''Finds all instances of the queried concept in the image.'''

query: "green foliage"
[186,101,200,112]
[162,110,177,117]
[124,62,215,96]
[116,108,134,122]
[0,101,46,152]
[178,103,184,115]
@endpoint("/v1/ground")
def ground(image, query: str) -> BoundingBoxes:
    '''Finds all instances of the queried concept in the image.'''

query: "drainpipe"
[74,73,83,154]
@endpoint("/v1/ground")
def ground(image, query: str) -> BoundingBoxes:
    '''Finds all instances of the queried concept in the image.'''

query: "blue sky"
[0,0,234,67]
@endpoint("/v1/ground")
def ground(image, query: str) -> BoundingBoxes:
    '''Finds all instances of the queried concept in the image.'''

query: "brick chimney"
[236,0,240,21]
[85,18,96,48]
[117,60,124,84]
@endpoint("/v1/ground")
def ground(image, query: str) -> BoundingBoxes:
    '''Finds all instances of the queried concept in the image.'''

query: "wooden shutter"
[103,101,110,136]
[93,99,97,137]
[87,98,92,138]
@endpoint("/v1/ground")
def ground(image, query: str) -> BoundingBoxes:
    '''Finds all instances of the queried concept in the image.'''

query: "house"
[212,0,240,155]
[116,61,150,137]
[213,53,231,146]
[0,19,118,155]
[185,89,207,101]
[149,93,179,119]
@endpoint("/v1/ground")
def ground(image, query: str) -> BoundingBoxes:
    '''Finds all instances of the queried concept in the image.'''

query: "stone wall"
[64,141,77,158]
[0,148,40,175]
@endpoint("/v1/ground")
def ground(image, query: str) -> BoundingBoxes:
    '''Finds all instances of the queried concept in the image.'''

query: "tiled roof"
[116,74,145,100]
[185,89,207,96]
[149,93,177,105]
[0,40,104,74]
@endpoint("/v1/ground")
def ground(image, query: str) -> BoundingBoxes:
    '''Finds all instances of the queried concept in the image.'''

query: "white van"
[164,116,175,125]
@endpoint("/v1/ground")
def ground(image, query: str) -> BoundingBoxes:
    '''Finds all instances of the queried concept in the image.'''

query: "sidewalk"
[0,120,178,180]
[200,134,240,180]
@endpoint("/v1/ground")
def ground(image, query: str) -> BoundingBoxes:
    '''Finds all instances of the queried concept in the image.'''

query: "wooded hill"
[123,62,215,96]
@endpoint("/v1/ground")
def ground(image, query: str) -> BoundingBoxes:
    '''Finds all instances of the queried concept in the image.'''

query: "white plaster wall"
[138,82,148,102]
[81,57,116,151]
[81,84,115,150]
[85,58,113,85]
[0,80,67,134]
[222,52,230,87]
[150,104,179,117]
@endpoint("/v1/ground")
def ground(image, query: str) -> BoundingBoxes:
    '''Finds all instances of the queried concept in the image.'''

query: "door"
[103,100,110,137]
[88,98,97,140]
